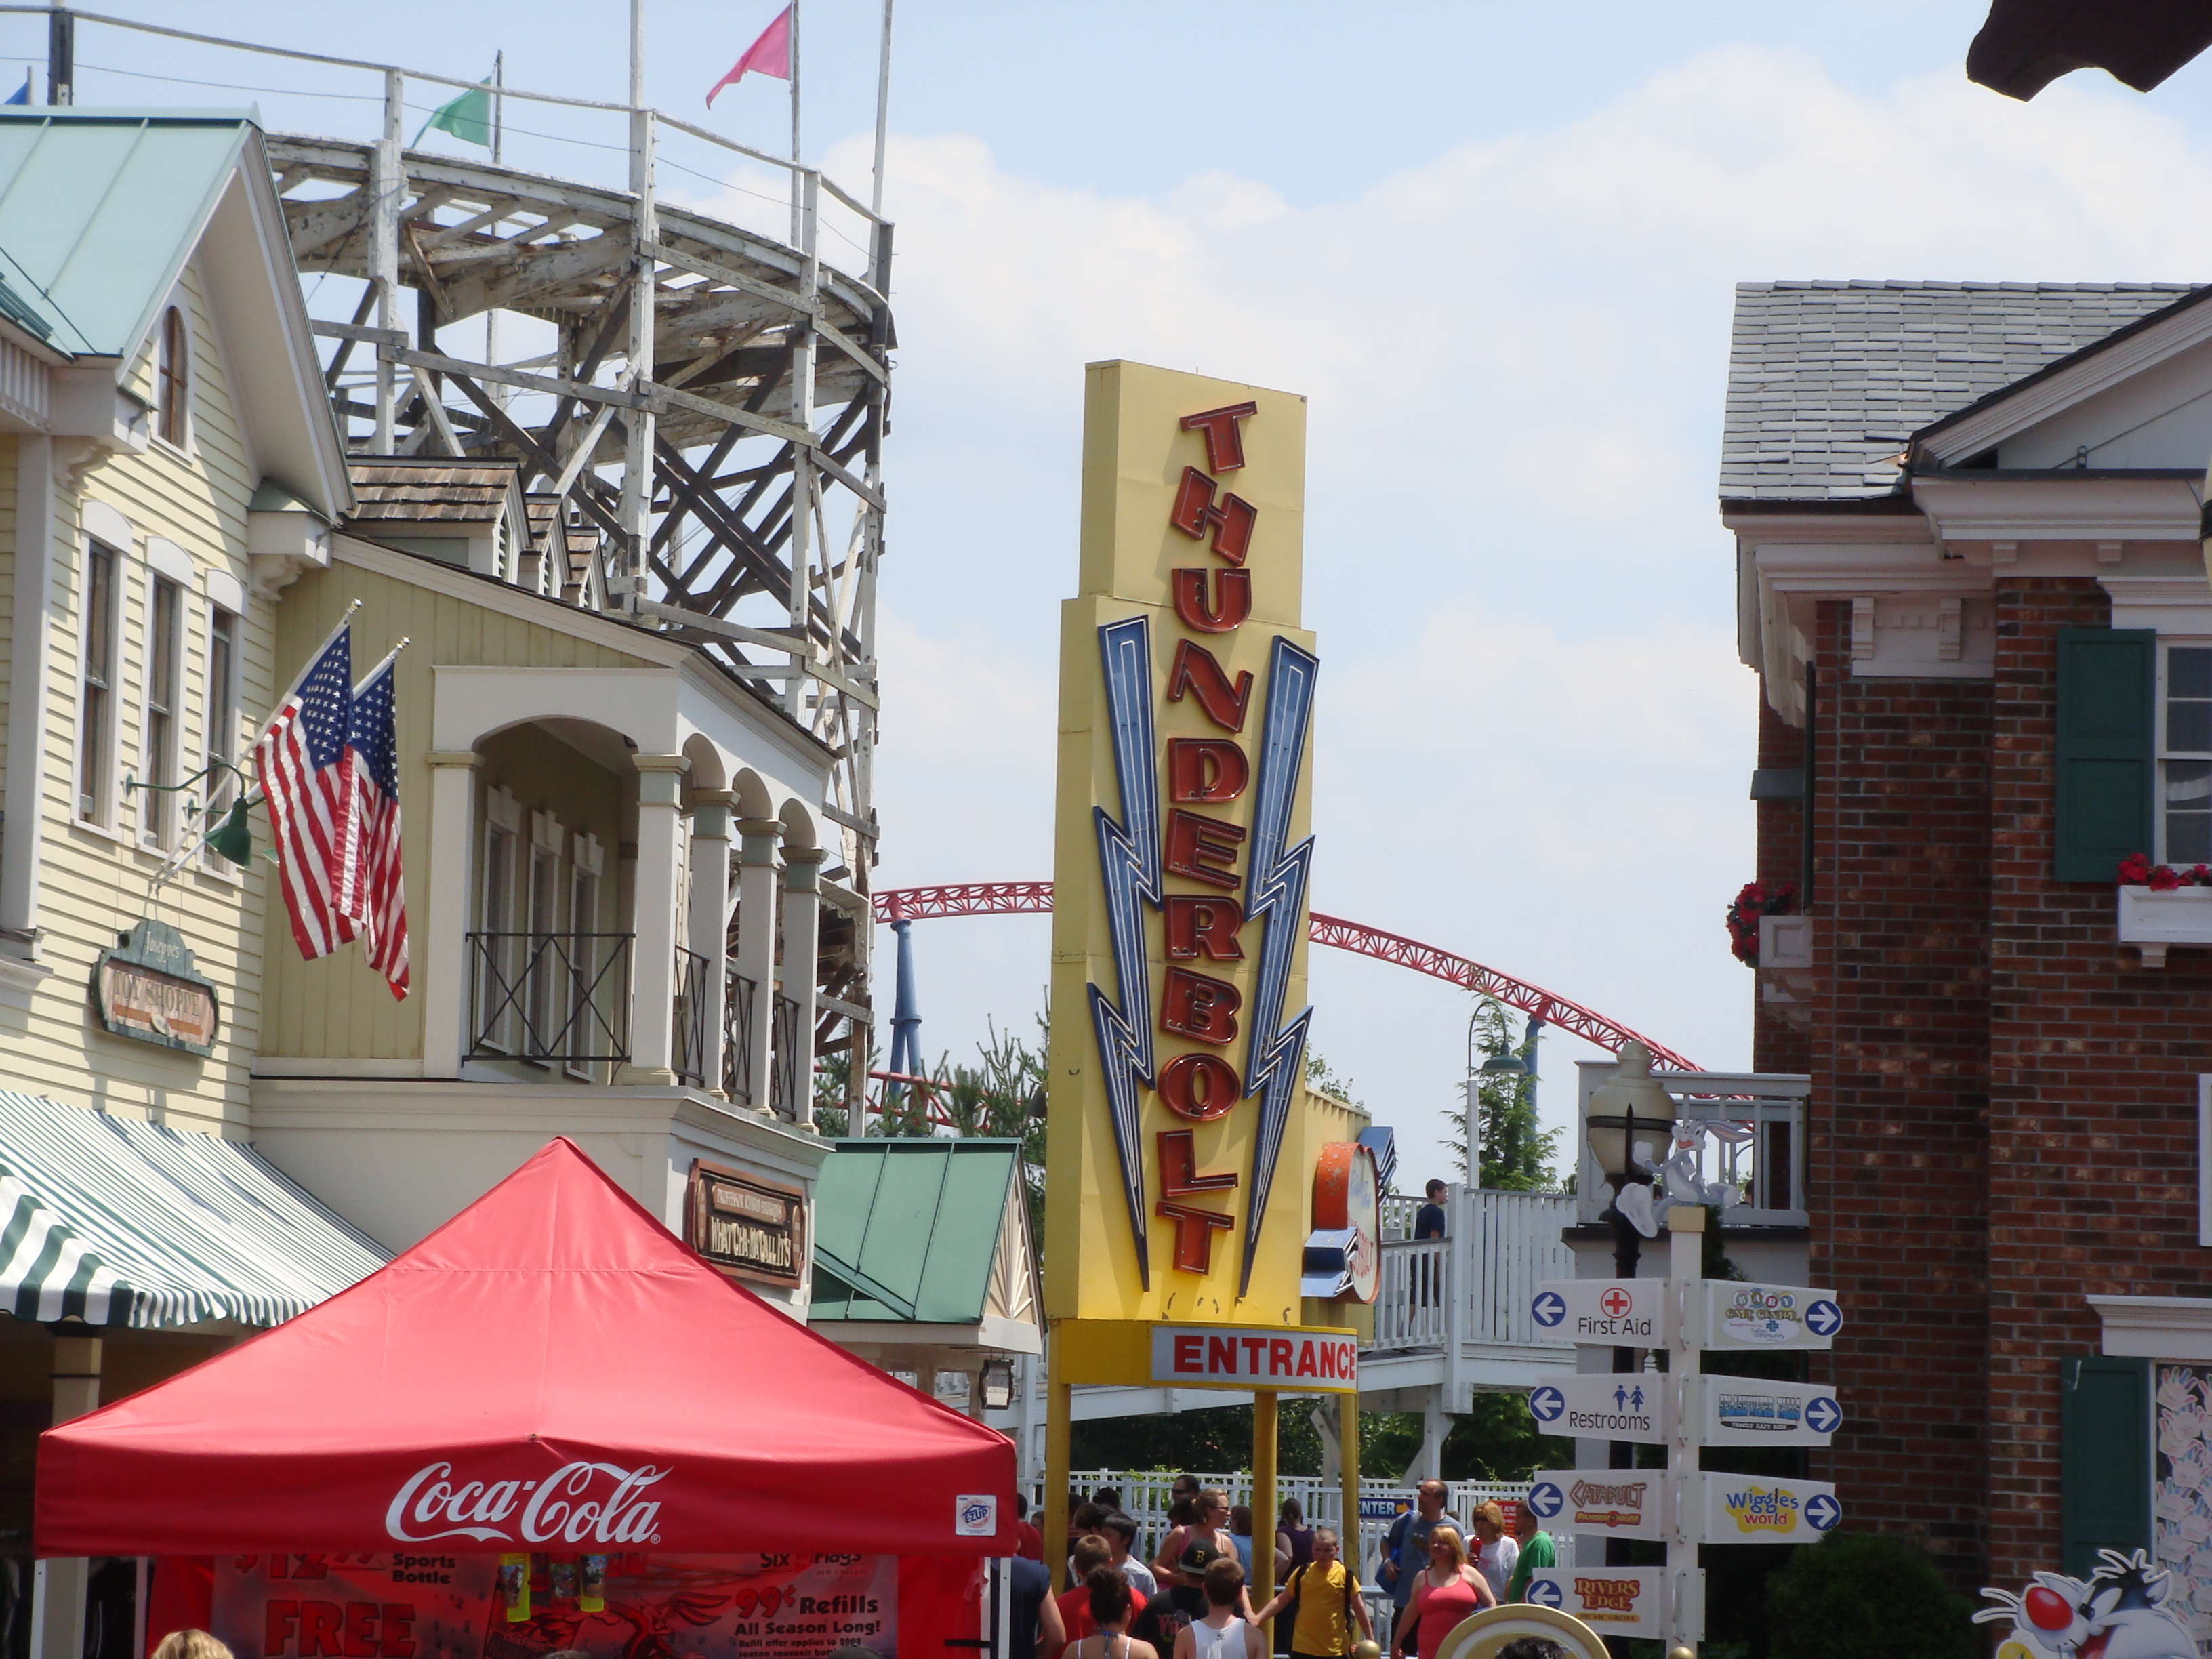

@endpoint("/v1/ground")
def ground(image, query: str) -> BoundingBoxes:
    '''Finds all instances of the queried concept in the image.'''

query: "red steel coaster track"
[872,882,1698,1070]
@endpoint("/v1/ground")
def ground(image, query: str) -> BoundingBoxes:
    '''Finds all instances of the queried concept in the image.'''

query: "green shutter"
[2054,628,2156,882]
[2060,1355,2150,1578]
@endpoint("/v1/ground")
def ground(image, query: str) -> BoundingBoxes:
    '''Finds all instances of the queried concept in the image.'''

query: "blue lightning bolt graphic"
[1239,634,1319,1296]
[1089,617,1162,1286]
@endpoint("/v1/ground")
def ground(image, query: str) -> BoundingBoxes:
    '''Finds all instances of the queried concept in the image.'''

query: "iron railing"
[723,969,758,1104]
[769,993,800,1120]
[671,947,710,1088]
[467,931,630,1063]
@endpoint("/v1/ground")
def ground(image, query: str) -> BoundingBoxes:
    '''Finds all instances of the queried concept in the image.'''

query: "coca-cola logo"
[386,1460,668,1545]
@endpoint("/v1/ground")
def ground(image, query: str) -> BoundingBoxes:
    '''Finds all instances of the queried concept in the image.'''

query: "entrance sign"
[1692,1473,1841,1544]
[1525,1471,1664,1540]
[1149,1324,1358,1392]
[1694,1281,1841,1349]
[1044,362,1320,1315]
[93,918,220,1055]
[1530,1279,1671,1345]
[1525,1374,1666,1443]
[1681,1376,1841,1446]
[1522,1567,1685,1641]
[687,1162,806,1290]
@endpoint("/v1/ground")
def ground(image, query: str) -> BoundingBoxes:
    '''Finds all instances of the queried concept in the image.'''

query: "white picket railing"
[1373,1240,1448,1348]
[1366,1189,1576,1355]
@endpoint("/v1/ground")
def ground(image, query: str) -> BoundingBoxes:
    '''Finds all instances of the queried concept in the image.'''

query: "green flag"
[413,82,493,149]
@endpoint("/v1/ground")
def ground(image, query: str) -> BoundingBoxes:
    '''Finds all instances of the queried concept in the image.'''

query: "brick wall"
[1805,598,1994,1587]
[1753,691,1813,1076]
[1984,577,2212,1586]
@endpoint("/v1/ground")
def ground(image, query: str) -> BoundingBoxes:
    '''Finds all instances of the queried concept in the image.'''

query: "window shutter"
[2060,1354,2150,1578]
[2054,627,2156,882]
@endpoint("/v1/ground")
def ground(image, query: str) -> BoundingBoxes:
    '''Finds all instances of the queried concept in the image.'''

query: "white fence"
[1373,1240,1448,1348]
[1368,1189,1576,1354]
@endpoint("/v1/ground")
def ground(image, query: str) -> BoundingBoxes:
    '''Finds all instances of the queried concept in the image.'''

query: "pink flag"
[706,5,792,107]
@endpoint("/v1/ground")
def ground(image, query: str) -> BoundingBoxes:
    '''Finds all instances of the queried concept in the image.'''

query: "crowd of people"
[1006,1479,1565,1659]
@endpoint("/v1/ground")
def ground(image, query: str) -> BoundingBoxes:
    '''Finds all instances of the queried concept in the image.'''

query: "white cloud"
[809,45,2212,1176]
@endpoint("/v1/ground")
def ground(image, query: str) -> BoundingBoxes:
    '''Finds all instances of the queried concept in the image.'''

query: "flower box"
[2117,885,2212,968]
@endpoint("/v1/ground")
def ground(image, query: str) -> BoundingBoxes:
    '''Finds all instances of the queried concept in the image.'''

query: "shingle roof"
[345,459,518,523]
[1721,281,2200,501]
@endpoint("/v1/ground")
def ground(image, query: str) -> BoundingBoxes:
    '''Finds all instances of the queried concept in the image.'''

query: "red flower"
[2191,866,2212,887]
[2118,853,2154,885]
[2150,865,2184,892]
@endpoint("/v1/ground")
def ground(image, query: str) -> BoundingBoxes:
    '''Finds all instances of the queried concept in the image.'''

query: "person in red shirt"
[1014,1492,1045,1563]
[1054,1537,1147,1655]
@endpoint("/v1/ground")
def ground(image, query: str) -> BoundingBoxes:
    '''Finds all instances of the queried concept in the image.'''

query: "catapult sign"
[1044,363,1321,1320]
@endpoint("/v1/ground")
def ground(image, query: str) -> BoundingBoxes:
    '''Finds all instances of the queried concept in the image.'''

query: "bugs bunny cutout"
[1616,1119,1754,1239]
[1974,1549,2194,1659]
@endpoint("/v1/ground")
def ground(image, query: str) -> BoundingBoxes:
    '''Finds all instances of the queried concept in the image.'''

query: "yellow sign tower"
[1044,362,1360,1611]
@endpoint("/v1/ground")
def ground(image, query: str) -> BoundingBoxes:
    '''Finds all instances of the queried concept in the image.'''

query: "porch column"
[421,752,480,1078]
[621,754,688,1084]
[687,790,733,1095]
[734,818,782,1110]
[33,1334,100,1659]
[780,845,826,1129]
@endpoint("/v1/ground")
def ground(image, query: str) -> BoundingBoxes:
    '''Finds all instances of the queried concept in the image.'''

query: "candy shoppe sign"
[213,1552,896,1659]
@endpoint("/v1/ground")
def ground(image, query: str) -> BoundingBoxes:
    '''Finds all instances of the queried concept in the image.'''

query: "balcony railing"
[467,931,631,1063]
[769,992,800,1120]
[1368,1188,1578,1355]
[723,969,758,1105]
[671,947,710,1088]
[1374,1240,1448,1349]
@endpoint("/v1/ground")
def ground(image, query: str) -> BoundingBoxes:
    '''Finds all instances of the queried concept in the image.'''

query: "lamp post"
[1464,1021,1532,1191]
[1582,1039,1676,1573]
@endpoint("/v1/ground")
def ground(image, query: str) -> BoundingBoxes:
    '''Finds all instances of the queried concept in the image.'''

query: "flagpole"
[870,0,892,219]
[352,637,413,689]
[488,51,504,405]
[252,600,362,754]
[789,0,802,246]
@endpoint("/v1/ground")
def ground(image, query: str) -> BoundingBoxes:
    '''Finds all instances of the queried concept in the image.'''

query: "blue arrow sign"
[1532,1290,1566,1328]
[1805,1494,1841,1532]
[1805,1299,1843,1337]
[1528,1386,1566,1425]
[1804,1395,1842,1435]
[1528,1481,1565,1520]
[1528,1579,1564,1610]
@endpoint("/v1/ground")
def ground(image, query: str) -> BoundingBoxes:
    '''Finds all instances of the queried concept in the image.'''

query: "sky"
[28,2,2212,1185]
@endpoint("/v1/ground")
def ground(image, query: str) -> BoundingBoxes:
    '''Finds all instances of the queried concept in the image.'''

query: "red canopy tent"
[37,1137,1016,1560]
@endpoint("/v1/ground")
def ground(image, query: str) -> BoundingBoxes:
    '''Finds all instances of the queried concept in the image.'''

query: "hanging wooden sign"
[92,919,220,1057]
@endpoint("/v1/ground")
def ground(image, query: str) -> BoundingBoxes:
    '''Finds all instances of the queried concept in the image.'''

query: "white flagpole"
[870,0,893,220]
[789,0,802,245]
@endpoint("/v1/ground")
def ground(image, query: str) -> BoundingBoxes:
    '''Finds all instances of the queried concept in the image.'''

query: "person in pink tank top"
[1393,1525,1496,1659]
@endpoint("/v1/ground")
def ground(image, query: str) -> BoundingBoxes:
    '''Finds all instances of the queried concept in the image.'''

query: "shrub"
[1766,1531,1975,1659]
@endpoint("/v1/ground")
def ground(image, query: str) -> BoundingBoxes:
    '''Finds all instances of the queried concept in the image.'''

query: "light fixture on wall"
[978,1357,1015,1412]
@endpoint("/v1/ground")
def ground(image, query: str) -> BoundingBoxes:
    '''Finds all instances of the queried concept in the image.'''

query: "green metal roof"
[811,1139,1023,1325]
[0,111,258,358]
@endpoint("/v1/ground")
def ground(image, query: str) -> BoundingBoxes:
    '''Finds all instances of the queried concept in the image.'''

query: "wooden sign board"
[686,1160,806,1289]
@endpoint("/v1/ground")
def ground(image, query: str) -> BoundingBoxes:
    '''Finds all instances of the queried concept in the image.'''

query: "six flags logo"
[386,1460,669,1545]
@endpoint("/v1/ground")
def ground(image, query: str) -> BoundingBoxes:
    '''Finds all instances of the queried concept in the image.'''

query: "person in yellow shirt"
[1250,1528,1373,1659]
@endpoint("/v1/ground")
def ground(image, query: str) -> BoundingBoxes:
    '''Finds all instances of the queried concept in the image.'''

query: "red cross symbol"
[1599,1287,1633,1318]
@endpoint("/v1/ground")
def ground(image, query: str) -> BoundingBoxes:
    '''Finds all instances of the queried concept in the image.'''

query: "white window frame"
[152,295,194,457]
[477,784,523,1054]
[2158,639,2212,867]
[75,534,125,830]
[567,831,604,1079]
[525,809,564,1063]
[138,569,185,850]
[199,580,243,875]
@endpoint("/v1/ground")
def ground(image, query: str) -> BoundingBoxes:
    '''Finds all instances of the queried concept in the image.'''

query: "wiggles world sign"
[1046,363,1323,1319]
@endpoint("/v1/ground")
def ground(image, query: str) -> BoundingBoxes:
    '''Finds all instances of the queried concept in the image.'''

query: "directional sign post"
[1529,1277,1671,1346]
[1694,1473,1843,1545]
[1524,1374,1667,1444]
[1525,1469,1666,1542]
[1520,1566,1690,1641]
[1681,1375,1843,1448]
[1694,1280,1843,1350]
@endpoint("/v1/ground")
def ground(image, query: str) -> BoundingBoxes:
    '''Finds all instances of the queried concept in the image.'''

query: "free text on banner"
[213,1552,897,1659]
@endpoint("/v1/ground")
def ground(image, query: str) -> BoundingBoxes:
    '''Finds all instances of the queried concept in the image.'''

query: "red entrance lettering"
[1164,895,1244,961]
[1242,1336,1269,1372]
[1158,1052,1242,1121]
[1174,1334,1203,1372]
[1164,808,1245,890]
[1168,739,1248,804]
[1172,567,1251,633]
[1180,401,1258,472]
[1209,1335,1238,1374]
[1168,640,1254,733]
[1156,1201,1234,1273]
[1295,1342,1319,1378]
[1158,1129,1238,1197]
[1318,1343,1340,1379]
[1269,1338,1293,1374]
[1169,468,1256,565]
[1162,966,1242,1044]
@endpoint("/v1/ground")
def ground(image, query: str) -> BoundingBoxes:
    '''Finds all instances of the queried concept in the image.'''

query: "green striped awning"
[0,1090,387,1328]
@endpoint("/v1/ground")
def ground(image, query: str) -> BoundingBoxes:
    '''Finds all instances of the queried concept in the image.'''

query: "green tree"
[1765,1532,1975,1659]
[1305,1051,1362,1107]
[1442,997,1562,1190]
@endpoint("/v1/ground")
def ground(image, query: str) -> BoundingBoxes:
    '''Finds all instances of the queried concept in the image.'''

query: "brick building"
[1722,280,2212,1607]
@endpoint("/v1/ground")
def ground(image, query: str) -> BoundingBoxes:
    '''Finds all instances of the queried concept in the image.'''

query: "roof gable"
[811,1139,1030,1326]
[1721,281,2197,501]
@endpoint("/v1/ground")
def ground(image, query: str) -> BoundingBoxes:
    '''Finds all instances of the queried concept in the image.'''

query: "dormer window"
[157,304,188,449]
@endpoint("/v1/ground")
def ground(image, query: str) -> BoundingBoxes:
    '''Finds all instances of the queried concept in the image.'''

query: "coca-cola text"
[384,1460,668,1545]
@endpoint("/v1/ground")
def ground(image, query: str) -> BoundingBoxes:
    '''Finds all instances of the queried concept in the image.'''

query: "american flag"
[254,623,357,960]
[346,651,409,998]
